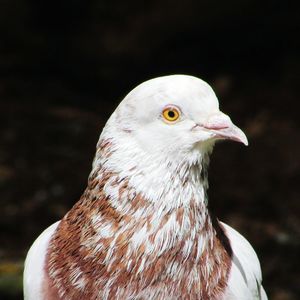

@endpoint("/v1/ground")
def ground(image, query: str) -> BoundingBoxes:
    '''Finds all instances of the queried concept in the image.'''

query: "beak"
[203,112,248,146]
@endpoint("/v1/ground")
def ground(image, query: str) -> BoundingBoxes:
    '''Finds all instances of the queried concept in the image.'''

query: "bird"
[24,74,267,300]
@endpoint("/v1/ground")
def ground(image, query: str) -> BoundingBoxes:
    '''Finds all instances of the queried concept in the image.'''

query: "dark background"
[0,0,299,299]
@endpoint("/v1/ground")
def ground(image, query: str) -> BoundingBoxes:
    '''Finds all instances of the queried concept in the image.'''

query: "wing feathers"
[221,222,267,300]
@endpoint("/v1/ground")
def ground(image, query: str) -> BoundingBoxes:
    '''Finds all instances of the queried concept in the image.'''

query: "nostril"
[204,114,231,130]
[203,124,229,130]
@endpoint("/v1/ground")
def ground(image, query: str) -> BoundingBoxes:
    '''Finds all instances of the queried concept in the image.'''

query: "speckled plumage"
[24,75,267,300]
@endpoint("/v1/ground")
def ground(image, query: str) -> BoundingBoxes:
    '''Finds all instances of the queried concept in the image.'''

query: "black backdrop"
[0,1,299,299]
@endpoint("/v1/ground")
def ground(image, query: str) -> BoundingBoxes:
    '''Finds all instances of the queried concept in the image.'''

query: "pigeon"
[24,75,267,300]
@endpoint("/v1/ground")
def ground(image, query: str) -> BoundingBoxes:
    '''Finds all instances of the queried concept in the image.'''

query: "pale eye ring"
[162,105,181,123]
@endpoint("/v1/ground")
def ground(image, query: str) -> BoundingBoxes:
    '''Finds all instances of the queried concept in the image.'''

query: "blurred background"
[0,0,299,299]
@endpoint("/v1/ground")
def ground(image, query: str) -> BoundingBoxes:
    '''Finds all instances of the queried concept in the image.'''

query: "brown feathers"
[44,140,232,300]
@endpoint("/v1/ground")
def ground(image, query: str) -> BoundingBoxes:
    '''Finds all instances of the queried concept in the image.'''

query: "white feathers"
[222,223,268,300]
[24,222,60,300]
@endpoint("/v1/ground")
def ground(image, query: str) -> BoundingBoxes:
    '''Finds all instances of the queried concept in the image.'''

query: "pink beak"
[203,113,248,146]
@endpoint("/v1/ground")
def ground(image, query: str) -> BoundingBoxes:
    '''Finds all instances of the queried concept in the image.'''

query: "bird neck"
[88,137,214,245]
[93,136,211,212]
[45,137,232,299]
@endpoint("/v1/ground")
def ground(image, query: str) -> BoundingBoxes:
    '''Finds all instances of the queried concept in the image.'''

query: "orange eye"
[162,106,180,123]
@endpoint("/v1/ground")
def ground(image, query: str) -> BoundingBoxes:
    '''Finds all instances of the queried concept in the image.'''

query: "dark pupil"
[168,110,175,118]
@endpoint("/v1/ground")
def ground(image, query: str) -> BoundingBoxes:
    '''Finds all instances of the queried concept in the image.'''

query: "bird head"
[95,75,248,208]
[106,75,247,164]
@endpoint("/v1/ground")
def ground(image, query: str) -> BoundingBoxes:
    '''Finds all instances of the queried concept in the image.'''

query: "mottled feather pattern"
[45,140,232,300]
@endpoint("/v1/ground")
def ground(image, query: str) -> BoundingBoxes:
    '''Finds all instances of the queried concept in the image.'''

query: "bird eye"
[162,106,181,123]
